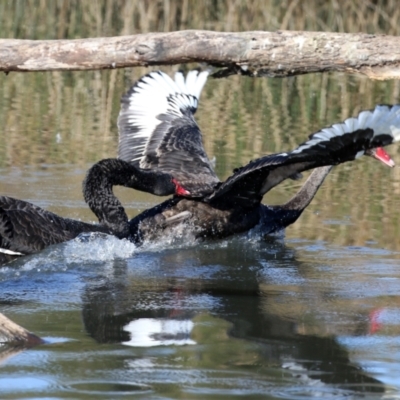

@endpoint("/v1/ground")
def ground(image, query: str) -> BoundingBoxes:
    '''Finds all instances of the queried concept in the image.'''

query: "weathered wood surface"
[1,30,400,79]
[0,313,43,346]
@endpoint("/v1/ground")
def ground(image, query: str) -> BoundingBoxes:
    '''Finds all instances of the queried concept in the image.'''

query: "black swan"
[0,71,399,261]
[117,70,400,241]
[0,158,185,260]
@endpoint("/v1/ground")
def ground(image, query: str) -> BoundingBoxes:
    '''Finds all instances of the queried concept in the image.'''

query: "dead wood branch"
[0,313,43,347]
[1,30,400,80]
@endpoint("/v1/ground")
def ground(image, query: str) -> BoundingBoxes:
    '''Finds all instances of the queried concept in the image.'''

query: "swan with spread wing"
[117,70,399,241]
[0,70,399,262]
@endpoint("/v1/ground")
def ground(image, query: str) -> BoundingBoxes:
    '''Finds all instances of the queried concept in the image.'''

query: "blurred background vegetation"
[0,0,400,247]
[2,0,400,38]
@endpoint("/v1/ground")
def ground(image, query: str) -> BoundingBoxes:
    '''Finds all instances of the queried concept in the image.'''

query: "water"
[0,170,400,399]
[2,233,400,399]
[2,81,400,400]
[2,3,400,398]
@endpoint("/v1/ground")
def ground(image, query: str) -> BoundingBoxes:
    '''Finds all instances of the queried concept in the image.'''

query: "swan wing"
[118,70,219,197]
[207,104,400,206]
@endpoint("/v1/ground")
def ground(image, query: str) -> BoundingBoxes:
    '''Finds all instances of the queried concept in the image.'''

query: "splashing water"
[63,232,138,262]
[141,220,200,251]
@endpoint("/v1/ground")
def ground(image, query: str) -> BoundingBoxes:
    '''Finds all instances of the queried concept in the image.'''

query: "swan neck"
[83,159,133,237]
[282,166,333,211]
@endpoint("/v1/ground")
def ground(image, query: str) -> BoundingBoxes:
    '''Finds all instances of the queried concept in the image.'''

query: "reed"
[0,0,399,247]
[1,1,400,39]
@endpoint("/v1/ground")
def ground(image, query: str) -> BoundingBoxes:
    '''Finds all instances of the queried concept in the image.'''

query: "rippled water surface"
[2,2,400,398]
[1,165,400,399]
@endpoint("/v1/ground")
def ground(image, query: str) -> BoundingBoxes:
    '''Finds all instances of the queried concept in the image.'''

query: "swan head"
[366,147,395,167]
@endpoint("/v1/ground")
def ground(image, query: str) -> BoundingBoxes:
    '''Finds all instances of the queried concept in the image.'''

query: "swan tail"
[0,207,25,257]
[0,207,13,241]
[0,248,24,256]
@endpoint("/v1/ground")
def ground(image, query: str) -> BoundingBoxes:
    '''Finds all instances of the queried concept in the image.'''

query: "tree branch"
[1,30,400,79]
[0,313,43,346]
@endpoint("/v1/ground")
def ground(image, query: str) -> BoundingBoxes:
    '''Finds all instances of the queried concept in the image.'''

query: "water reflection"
[0,224,399,398]
[123,318,196,347]
[78,237,387,396]
[2,2,400,398]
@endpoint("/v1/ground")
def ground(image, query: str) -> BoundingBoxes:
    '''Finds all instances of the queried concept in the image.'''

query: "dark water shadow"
[80,236,385,395]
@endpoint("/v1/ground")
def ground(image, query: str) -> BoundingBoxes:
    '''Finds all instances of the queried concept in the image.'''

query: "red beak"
[369,147,395,168]
[172,179,191,196]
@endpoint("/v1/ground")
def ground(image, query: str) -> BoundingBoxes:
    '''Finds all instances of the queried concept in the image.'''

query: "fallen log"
[0,313,43,346]
[1,30,400,80]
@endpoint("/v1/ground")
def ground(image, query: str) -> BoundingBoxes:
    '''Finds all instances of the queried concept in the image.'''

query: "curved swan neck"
[83,159,131,238]
[260,166,334,234]
[281,166,333,211]
[83,158,176,238]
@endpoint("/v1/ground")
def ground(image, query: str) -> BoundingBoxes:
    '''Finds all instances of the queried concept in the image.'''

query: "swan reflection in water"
[80,236,389,396]
[1,70,400,263]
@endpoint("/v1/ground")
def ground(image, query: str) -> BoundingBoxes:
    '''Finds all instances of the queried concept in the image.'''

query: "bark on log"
[0,313,43,346]
[1,30,400,80]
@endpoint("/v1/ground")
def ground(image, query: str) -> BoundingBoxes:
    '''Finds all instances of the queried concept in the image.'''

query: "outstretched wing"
[207,105,400,207]
[118,70,220,197]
